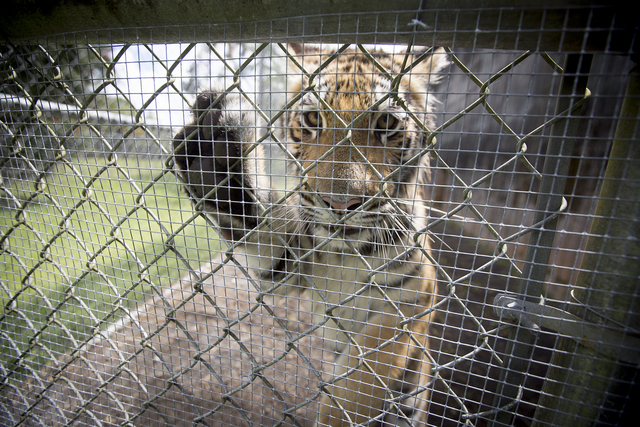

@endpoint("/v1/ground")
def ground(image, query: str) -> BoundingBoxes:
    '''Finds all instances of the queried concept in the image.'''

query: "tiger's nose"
[321,197,363,212]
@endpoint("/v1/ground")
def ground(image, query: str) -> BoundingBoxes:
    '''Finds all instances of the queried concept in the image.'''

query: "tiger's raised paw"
[172,89,267,235]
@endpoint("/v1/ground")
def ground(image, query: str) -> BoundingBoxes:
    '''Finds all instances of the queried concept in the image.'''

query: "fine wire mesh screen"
[1,5,639,427]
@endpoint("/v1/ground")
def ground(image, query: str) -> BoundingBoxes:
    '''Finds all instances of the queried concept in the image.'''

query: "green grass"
[1,155,223,379]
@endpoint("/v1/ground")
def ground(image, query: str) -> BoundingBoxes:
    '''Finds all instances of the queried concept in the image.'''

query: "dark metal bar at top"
[1,1,636,53]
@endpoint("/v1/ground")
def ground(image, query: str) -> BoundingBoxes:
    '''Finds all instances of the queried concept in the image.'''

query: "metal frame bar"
[489,52,593,426]
[533,66,640,427]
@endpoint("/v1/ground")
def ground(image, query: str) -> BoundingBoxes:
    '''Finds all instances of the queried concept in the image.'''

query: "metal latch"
[493,293,640,365]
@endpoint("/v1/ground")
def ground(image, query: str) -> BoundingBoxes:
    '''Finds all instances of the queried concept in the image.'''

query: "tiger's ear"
[399,47,449,131]
[287,43,322,57]
[287,43,305,56]
[284,43,325,93]
[411,47,449,86]
[400,47,449,104]
[286,43,323,73]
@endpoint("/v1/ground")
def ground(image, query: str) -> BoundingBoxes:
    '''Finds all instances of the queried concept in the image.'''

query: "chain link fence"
[1,2,638,426]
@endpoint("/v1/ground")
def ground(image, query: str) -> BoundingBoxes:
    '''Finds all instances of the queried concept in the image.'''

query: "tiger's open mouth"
[321,224,363,235]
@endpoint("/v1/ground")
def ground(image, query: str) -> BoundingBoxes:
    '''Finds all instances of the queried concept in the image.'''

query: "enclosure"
[1,1,639,426]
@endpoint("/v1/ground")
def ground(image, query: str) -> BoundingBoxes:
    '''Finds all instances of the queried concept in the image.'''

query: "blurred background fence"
[1,1,638,426]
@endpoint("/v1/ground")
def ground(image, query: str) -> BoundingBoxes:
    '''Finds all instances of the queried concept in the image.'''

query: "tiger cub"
[173,44,448,426]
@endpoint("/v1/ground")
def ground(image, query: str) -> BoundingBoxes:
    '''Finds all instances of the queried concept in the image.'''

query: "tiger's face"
[282,46,448,251]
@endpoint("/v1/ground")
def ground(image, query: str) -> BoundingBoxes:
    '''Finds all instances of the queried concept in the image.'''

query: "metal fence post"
[532,66,640,427]
[489,53,593,426]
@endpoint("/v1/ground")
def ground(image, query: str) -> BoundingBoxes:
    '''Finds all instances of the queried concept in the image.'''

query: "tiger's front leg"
[317,266,435,427]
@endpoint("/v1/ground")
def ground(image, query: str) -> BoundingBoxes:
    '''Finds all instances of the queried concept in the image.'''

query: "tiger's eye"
[303,111,321,128]
[376,113,399,131]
